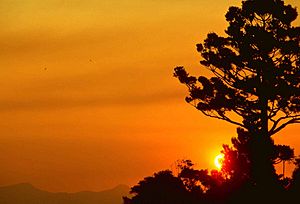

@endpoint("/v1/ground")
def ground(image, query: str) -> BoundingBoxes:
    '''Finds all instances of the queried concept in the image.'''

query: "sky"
[0,0,299,192]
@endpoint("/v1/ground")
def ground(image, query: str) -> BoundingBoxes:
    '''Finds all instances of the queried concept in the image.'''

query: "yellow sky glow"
[0,0,299,192]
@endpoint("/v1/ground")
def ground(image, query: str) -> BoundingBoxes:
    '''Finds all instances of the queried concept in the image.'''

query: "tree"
[221,128,252,182]
[174,0,299,190]
[177,159,225,194]
[123,170,190,204]
[273,144,294,178]
[286,158,300,202]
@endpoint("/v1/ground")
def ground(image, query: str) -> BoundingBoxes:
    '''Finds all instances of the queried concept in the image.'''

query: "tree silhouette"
[123,170,191,204]
[220,128,252,182]
[174,0,299,190]
[125,1,299,203]
[285,158,300,202]
[177,159,225,194]
[273,144,294,177]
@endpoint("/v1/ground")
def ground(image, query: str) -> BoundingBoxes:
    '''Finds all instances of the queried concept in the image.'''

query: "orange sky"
[0,0,299,192]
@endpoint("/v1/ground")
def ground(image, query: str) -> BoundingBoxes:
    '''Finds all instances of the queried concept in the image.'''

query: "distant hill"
[0,183,130,204]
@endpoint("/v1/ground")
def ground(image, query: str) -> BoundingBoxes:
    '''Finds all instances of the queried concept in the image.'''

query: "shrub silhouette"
[123,170,191,204]
[124,130,296,204]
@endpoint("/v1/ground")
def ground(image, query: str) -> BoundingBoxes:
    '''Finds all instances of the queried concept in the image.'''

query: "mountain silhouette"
[0,183,130,204]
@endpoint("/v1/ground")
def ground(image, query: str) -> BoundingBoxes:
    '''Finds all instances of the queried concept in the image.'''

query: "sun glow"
[214,154,224,170]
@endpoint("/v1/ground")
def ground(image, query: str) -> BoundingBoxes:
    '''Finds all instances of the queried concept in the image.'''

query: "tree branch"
[269,117,300,136]
[200,109,245,128]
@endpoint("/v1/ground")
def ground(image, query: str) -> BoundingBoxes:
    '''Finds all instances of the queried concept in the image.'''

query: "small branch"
[200,109,245,128]
[270,118,300,136]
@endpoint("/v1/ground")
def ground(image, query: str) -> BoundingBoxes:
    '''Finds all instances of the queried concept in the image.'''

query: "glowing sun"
[214,154,224,170]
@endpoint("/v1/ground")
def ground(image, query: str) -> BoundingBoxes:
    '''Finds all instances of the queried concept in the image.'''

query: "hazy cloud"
[0,90,182,111]
[0,68,183,111]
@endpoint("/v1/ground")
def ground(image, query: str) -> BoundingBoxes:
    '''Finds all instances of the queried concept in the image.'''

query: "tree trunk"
[283,161,285,178]
[255,96,272,183]
[252,85,279,193]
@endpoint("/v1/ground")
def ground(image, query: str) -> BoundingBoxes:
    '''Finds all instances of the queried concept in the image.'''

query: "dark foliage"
[123,170,192,204]
[174,0,299,136]
[124,129,299,204]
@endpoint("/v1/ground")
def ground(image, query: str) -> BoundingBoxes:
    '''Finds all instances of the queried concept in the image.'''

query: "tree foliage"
[123,170,191,204]
[174,0,300,137]
[124,129,299,204]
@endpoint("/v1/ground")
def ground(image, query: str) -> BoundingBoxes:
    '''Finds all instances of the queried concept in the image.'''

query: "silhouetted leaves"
[124,170,190,204]
[174,0,300,137]
[124,129,299,204]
